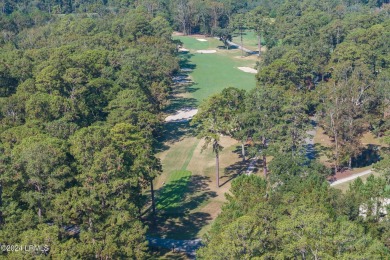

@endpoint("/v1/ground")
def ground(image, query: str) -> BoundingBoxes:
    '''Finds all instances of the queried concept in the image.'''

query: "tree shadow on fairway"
[164,95,198,114]
[155,121,196,153]
[150,174,216,239]
[220,160,246,187]
[353,144,380,168]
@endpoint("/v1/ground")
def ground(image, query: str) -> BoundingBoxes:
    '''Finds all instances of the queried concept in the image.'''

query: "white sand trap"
[165,108,198,122]
[196,38,208,42]
[238,67,257,74]
[197,50,216,54]
[179,48,189,52]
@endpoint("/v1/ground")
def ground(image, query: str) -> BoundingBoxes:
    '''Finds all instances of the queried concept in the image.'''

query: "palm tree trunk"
[348,157,352,170]
[240,27,244,57]
[241,142,246,161]
[150,180,156,217]
[262,136,267,177]
[0,183,3,224]
[216,152,220,188]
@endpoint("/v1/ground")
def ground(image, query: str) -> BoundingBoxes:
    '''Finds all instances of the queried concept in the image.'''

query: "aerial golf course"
[150,34,258,240]
[149,33,385,244]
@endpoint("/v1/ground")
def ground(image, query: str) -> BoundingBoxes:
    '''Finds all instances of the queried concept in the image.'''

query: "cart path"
[147,237,202,258]
[330,169,374,186]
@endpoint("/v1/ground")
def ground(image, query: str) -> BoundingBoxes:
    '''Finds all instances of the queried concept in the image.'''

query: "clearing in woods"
[148,35,258,240]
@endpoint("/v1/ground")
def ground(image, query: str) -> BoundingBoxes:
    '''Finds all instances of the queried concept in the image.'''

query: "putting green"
[175,36,257,102]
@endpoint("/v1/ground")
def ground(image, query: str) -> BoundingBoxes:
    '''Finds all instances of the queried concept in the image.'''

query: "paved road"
[147,237,202,257]
[330,169,374,186]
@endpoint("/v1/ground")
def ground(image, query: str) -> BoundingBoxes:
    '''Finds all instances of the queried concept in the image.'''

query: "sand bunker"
[178,48,189,52]
[165,108,198,122]
[238,67,257,73]
[196,38,208,42]
[197,50,216,54]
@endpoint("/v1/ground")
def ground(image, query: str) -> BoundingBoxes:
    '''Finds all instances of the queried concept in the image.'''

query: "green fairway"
[156,170,192,211]
[174,36,257,102]
[232,30,265,51]
[152,35,258,239]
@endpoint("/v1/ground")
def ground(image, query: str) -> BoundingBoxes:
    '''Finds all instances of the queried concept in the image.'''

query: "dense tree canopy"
[0,0,389,258]
[0,4,178,258]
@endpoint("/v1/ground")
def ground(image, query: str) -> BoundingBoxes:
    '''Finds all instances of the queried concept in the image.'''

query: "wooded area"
[0,1,179,258]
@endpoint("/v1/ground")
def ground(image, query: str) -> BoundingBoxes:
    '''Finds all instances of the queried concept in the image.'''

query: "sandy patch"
[165,108,198,122]
[238,67,257,73]
[197,50,216,54]
[178,48,189,52]
[196,38,208,42]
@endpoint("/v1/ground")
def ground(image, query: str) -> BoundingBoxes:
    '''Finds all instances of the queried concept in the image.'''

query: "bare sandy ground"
[238,67,257,73]
[196,38,208,42]
[197,50,216,54]
[165,108,198,122]
[178,47,189,52]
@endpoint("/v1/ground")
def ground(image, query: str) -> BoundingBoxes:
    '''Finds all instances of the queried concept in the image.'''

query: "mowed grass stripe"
[156,170,191,210]
[160,137,198,174]
[174,36,257,103]
[180,140,198,171]
[156,141,198,210]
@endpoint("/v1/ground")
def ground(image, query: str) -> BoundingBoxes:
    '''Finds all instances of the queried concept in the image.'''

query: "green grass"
[160,138,198,174]
[150,35,258,239]
[174,36,257,103]
[156,139,198,211]
[232,30,264,51]
[157,170,192,211]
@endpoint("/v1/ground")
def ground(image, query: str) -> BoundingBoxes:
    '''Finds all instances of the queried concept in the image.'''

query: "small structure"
[359,198,390,220]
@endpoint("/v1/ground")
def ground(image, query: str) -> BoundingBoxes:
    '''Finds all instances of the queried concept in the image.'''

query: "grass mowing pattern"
[175,36,257,103]
[156,141,198,211]
[157,36,257,209]
[156,170,192,211]
[154,36,258,237]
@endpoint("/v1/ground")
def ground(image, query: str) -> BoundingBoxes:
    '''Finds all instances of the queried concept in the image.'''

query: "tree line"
[0,6,178,258]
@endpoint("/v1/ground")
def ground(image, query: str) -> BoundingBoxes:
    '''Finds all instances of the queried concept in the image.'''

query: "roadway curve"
[330,169,374,186]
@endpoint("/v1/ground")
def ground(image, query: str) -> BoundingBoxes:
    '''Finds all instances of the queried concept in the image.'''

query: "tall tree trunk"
[348,156,352,170]
[262,154,267,177]
[241,142,246,161]
[0,182,3,224]
[240,27,244,57]
[37,185,42,221]
[150,180,156,217]
[216,152,220,188]
[334,133,339,173]
[262,136,267,177]
[258,33,262,56]
[38,204,42,221]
